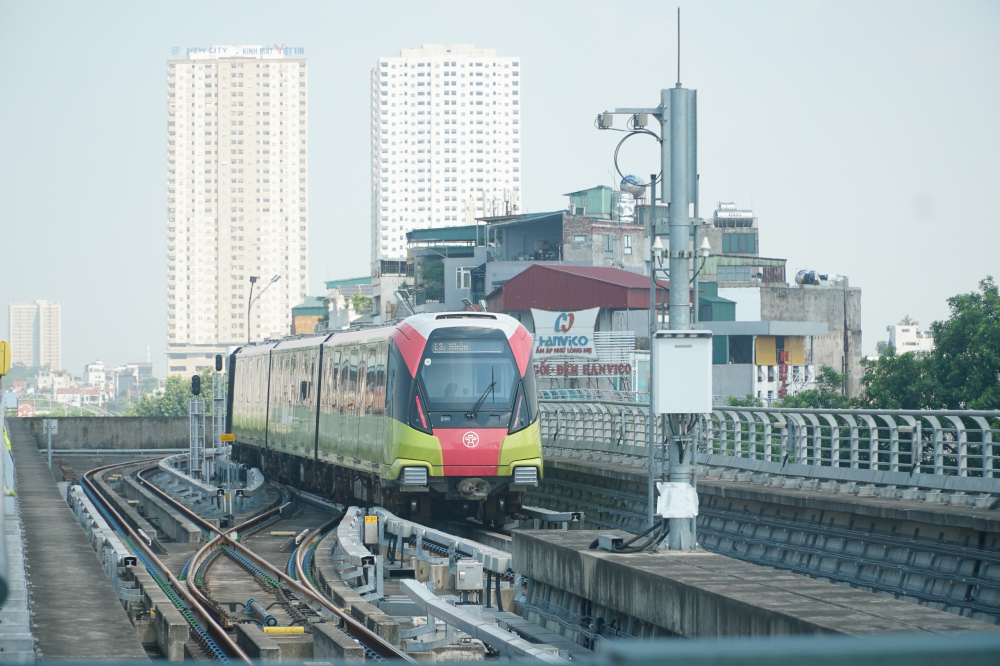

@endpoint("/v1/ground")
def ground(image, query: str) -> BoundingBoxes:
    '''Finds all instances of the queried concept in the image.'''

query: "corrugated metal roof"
[407,225,484,243]
[292,296,327,316]
[485,264,668,312]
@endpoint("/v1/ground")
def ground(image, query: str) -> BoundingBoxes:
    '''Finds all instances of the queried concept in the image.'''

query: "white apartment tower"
[371,44,523,267]
[7,301,61,370]
[166,45,309,376]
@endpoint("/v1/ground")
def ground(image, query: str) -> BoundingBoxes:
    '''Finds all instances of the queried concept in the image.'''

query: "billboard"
[530,307,600,360]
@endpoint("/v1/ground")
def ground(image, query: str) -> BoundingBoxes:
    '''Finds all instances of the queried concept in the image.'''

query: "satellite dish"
[620,175,646,197]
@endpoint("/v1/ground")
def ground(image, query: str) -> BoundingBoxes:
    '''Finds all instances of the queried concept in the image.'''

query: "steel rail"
[137,469,415,662]
[81,459,252,664]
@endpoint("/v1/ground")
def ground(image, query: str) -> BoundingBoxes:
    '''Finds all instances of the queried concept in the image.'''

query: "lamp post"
[246,274,281,344]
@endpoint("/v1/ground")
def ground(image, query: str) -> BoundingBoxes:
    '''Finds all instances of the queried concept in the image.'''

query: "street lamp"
[247,274,281,344]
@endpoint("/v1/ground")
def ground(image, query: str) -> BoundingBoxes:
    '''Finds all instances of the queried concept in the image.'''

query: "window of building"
[722,232,756,254]
[604,234,613,258]
[624,234,632,255]
[573,234,586,243]
[456,266,472,290]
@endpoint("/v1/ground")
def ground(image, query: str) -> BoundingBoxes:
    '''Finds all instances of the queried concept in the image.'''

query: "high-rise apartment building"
[166,45,309,376]
[7,300,61,369]
[371,44,523,265]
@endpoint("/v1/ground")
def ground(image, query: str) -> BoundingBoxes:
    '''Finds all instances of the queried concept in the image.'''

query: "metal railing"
[538,400,1000,492]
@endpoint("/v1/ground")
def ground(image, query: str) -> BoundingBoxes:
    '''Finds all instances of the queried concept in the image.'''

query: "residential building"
[85,361,106,386]
[888,315,934,355]
[372,44,523,318]
[291,297,326,334]
[7,300,61,369]
[400,187,648,317]
[113,363,154,399]
[166,45,309,376]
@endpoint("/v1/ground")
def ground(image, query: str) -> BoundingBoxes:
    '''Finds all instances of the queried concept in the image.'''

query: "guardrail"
[538,400,1000,491]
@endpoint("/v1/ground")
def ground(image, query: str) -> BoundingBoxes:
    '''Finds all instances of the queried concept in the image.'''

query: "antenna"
[676,7,681,87]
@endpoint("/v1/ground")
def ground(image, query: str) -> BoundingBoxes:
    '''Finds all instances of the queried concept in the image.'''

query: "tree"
[3,363,48,383]
[421,259,444,301]
[351,291,373,313]
[858,277,999,410]
[726,394,763,407]
[929,276,1000,410]
[857,347,939,409]
[778,365,852,409]
[127,368,225,417]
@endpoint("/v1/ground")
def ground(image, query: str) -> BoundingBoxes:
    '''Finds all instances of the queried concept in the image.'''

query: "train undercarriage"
[233,442,522,528]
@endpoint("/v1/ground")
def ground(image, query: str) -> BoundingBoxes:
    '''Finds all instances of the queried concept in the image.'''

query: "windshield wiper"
[466,368,496,419]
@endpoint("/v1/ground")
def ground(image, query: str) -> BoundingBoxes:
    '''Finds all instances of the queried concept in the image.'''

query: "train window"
[366,347,377,414]
[348,348,359,413]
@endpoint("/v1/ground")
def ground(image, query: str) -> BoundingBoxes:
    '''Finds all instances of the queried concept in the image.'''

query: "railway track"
[80,460,252,663]
[85,459,414,662]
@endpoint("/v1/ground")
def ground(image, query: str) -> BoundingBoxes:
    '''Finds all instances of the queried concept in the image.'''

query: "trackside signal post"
[598,76,710,549]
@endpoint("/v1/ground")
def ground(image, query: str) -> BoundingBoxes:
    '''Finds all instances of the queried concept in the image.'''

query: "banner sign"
[530,307,600,360]
[533,361,633,378]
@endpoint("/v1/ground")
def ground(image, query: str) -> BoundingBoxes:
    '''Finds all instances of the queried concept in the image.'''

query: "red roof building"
[485,264,668,313]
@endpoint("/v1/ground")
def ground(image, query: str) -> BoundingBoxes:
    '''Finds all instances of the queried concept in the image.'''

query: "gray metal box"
[363,515,379,545]
[652,330,713,414]
[455,559,484,590]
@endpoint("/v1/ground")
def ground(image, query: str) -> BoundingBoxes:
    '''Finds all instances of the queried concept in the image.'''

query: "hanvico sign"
[530,308,599,360]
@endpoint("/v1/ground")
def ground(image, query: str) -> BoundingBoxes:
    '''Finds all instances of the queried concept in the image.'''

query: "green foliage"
[421,259,444,301]
[127,368,225,417]
[141,376,161,394]
[857,347,939,409]
[777,365,851,409]
[726,394,763,407]
[930,276,1000,410]
[3,363,48,383]
[351,292,373,313]
[858,276,999,410]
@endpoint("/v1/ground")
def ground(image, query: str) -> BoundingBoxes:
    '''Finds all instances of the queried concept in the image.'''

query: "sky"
[1,0,997,376]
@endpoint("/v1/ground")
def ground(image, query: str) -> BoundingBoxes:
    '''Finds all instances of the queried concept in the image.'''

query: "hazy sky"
[1,1,997,376]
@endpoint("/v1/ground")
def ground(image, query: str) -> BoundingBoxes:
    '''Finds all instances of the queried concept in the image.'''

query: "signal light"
[191,374,201,396]
[215,354,223,371]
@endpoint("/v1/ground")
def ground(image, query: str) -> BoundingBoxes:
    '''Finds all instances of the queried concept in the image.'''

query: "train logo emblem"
[462,431,480,448]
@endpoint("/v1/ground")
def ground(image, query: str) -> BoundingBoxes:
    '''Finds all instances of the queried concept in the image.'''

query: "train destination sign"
[530,307,600,360]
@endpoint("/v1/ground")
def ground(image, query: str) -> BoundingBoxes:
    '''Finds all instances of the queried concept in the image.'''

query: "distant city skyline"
[1,1,997,375]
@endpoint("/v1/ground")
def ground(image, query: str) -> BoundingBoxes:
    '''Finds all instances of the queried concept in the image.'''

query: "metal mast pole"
[646,173,658,528]
[665,83,698,551]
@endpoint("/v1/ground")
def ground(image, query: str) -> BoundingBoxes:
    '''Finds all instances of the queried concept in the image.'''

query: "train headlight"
[401,466,428,486]
[513,466,538,487]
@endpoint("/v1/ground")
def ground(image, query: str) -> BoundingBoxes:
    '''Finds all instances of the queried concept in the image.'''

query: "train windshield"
[418,338,519,413]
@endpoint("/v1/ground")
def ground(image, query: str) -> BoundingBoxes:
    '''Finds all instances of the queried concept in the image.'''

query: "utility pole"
[597,56,701,549]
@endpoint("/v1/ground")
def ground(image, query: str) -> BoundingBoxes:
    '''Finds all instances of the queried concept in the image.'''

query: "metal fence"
[538,400,1000,491]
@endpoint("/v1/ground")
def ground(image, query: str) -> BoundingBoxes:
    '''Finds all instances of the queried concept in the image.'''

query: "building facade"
[166,45,309,376]
[371,44,523,318]
[888,316,934,355]
[7,301,61,369]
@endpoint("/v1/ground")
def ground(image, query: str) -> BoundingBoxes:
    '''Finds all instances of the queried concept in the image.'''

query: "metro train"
[225,312,542,525]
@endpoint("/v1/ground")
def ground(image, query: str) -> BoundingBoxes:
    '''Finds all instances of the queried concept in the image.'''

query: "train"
[225,311,542,525]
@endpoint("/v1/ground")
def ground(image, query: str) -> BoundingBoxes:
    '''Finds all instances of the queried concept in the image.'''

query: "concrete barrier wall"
[23,417,188,450]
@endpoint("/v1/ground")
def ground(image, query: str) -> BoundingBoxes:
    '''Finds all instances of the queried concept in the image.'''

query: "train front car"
[389,313,540,526]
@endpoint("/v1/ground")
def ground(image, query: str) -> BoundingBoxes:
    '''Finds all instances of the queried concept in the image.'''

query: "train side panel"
[232,345,273,449]
[267,339,322,458]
